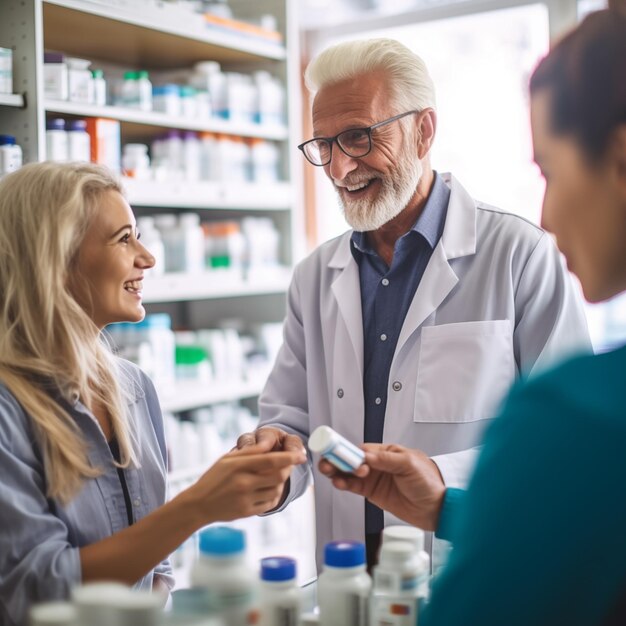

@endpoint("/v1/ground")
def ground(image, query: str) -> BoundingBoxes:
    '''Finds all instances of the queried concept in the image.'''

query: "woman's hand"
[182,445,307,526]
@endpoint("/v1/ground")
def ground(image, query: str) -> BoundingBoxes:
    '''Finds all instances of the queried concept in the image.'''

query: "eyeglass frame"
[297,109,420,167]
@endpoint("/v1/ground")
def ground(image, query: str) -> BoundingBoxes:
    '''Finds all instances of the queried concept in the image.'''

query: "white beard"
[335,147,423,232]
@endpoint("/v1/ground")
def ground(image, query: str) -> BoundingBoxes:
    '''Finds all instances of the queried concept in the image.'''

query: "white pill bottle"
[308,425,364,473]
[381,525,431,604]
[317,541,371,626]
[370,528,430,626]
[191,526,259,626]
[258,556,301,626]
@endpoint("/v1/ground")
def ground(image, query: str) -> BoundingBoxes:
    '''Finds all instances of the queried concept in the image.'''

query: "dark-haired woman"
[321,6,626,625]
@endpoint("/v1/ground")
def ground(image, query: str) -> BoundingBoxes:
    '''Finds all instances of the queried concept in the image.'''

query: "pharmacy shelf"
[0,93,24,108]
[44,100,289,141]
[142,269,292,303]
[42,0,286,67]
[123,178,292,211]
[159,376,266,414]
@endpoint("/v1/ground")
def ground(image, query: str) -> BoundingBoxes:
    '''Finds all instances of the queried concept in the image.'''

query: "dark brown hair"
[529,7,626,161]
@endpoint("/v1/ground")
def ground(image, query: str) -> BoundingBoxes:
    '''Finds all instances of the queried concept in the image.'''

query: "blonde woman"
[0,162,305,624]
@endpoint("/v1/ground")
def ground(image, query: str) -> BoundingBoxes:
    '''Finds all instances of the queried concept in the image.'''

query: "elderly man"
[238,37,589,569]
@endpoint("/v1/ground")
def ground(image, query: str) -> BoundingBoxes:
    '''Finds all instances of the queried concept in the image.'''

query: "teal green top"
[423,345,626,626]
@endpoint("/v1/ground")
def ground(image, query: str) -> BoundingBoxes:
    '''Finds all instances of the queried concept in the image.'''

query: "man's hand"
[318,443,446,531]
[237,427,306,456]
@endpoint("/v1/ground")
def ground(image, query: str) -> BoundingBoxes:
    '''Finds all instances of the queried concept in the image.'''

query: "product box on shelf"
[86,118,121,172]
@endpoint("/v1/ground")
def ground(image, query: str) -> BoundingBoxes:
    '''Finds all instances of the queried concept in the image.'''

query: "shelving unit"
[123,177,292,210]
[0,93,24,107]
[0,0,304,412]
[0,0,313,585]
[142,269,292,304]
[159,376,266,414]
[44,99,289,140]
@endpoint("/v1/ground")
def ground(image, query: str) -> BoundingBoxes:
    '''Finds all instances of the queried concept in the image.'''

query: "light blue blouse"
[0,360,174,625]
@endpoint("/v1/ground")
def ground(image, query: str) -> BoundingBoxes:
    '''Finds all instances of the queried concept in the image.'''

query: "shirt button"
[375,397,382,405]
[133,498,141,507]
[337,388,344,398]
[380,333,387,342]
[392,381,402,392]
[381,278,390,286]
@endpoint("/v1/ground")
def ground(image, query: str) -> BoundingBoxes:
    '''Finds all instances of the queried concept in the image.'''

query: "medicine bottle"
[137,70,153,112]
[0,134,22,176]
[166,587,223,625]
[259,557,301,626]
[72,582,134,626]
[381,525,431,604]
[317,541,371,626]
[309,425,365,473]
[29,601,78,626]
[121,71,140,108]
[154,213,183,272]
[191,526,259,626]
[92,68,107,106]
[67,119,91,162]
[179,212,206,274]
[370,541,427,626]
[45,118,69,162]
[153,84,182,117]
[137,216,165,276]
[122,143,151,179]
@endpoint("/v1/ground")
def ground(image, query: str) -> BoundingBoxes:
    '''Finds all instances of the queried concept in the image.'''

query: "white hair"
[305,38,436,112]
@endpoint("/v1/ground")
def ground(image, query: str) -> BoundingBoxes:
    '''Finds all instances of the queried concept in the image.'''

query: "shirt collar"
[350,171,450,256]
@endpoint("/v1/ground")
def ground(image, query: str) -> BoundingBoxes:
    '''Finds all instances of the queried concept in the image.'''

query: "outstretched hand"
[318,443,446,531]
[236,426,306,456]
[189,447,307,524]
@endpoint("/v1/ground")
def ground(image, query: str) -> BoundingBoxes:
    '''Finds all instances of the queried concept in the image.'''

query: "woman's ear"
[416,108,437,160]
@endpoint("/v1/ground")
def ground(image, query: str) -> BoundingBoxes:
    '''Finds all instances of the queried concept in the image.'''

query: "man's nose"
[327,146,358,182]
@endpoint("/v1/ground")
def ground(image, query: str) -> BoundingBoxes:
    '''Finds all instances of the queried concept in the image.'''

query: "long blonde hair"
[0,161,139,503]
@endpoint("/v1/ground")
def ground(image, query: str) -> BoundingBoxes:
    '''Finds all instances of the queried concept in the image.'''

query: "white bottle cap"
[29,601,77,626]
[382,525,425,552]
[309,425,364,473]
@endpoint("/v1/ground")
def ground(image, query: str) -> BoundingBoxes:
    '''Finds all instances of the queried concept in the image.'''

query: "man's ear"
[416,108,437,160]
[609,124,626,198]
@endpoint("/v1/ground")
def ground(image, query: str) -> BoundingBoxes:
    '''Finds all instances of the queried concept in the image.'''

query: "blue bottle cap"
[199,526,245,556]
[46,118,66,131]
[68,119,87,131]
[0,135,16,145]
[324,541,366,568]
[261,557,297,582]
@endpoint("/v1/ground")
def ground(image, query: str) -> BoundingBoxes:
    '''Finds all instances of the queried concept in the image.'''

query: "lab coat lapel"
[330,236,364,379]
[395,173,477,354]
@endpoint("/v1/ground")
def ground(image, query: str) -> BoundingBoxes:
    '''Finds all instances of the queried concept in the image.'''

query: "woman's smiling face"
[69,190,155,329]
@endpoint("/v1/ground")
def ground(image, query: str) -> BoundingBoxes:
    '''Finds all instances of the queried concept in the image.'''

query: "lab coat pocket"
[414,320,514,423]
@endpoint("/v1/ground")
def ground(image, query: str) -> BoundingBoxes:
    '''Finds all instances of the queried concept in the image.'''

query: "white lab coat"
[258,174,590,570]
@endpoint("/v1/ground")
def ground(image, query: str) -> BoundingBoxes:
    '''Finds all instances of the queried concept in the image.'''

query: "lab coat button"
[337,388,344,398]
[392,381,402,392]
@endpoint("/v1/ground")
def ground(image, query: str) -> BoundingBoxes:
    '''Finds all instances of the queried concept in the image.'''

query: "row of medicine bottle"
[29,524,430,626]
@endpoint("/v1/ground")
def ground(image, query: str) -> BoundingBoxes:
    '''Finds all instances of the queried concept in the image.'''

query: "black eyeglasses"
[298,110,419,167]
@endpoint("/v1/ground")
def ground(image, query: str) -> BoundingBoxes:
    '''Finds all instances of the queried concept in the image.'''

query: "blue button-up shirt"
[0,360,173,625]
[350,172,450,534]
